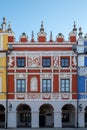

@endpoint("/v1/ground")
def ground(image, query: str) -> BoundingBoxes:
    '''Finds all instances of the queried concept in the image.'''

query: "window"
[17,58,25,67]
[17,79,26,92]
[62,113,69,122]
[61,58,69,67]
[42,58,51,67]
[42,79,51,92]
[61,79,70,92]
[20,113,31,122]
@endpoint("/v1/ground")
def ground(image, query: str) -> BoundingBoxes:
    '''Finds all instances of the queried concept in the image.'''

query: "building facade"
[0,18,79,128]
[7,21,77,128]
[0,17,9,128]
[76,27,87,127]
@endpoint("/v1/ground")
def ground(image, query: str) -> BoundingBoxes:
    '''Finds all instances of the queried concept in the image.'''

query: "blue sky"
[0,0,87,41]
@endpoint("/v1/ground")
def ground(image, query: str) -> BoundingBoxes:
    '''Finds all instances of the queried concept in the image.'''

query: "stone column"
[54,110,62,127]
[31,111,39,128]
[8,111,16,128]
[78,111,85,127]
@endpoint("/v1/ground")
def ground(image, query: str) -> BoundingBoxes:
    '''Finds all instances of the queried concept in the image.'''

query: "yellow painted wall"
[0,69,6,99]
[3,34,8,50]
[0,33,8,100]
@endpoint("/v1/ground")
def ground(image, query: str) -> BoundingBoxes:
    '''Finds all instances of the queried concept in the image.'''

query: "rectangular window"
[62,113,69,122]
[42,79,51,92]
[16,79,26,92]
[61,58,69,67]
[17,58,25,67]
[20,113,31,122]
[61,79,70,92]
[42,58,51,67]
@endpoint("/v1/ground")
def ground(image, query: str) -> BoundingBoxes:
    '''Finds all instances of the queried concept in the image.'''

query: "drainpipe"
[5,45,13,129]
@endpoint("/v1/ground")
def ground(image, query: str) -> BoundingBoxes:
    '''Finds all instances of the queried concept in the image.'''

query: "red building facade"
[6,21,77,128]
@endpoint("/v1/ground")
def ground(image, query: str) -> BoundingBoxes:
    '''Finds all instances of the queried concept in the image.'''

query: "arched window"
[30,77,38,91]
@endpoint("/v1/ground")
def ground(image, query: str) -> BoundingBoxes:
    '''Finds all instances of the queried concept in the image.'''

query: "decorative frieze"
[61,93,70,99]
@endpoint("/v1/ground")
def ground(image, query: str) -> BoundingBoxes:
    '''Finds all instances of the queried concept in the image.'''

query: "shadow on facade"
[39,104,54,128]
[0,104,5,128]
[16,103,31,128]
[62,104,75,128]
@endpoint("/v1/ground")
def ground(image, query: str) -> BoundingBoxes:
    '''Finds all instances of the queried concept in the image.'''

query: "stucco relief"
[53,56,59,67]
[30,77,38,91]
[8,56,14,67]
[17,94,25,98]
[27,56,40,67]
[61,93,70,99]
[78,67,87,76]
[28,93,40,99]
[15,74,26,78]
[72,56,77,66]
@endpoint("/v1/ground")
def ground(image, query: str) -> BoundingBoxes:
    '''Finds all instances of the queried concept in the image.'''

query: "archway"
[85,106,87,127]
[0,104,5,128]
[39,104,54,127]
[16,104,31,128]
[62,104,75,127]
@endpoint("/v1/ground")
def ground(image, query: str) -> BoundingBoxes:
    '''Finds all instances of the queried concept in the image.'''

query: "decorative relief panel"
[52,93,59,100]
[15,74,27,78]
[78,67,87,76]
[53,56,59,67]
[27,56,40,67]
[61,93,70,99]
[42,93,51,99]
[42,74,52,78]
[17,94,25,99]
[60,74,71,78]
[72,56,77,67]
[8,56,14,67]
[28,93,40,99]
[30,77,38,91]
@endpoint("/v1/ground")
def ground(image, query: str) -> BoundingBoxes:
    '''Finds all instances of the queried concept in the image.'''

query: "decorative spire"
[31,31,35,42]
[1,17,6,31]
[40,21,44,32]
[8,22,12,33]
[49,31,53,42]
[73,21,77,32]
[50,31,52,40]
[32,31,34,39]
[78,27,83,38]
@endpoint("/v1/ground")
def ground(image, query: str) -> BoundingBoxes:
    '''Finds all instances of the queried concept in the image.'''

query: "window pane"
[61,79,70,92]
[61,58,69,67]
[42,79,51,92]
[17,58,25,67]
[17,79,26,92]
[42,58,51,67]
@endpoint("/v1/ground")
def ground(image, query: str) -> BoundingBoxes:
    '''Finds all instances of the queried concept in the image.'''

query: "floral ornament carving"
[78,67,87,76]
[27,56,40,67]
[53,56,59,67]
